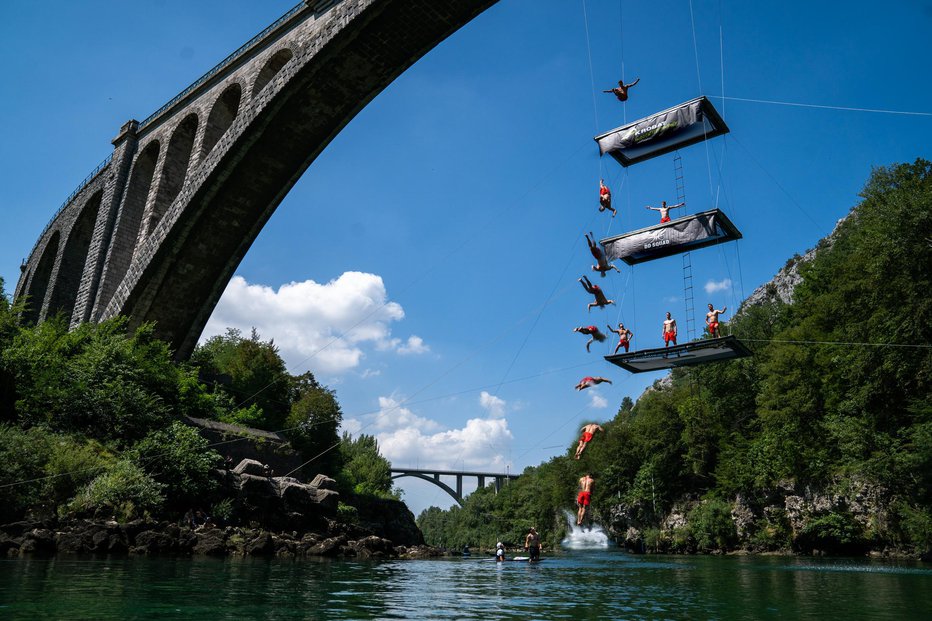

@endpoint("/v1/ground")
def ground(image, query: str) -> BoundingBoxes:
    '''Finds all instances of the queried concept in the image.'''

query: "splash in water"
[560,510,611,549]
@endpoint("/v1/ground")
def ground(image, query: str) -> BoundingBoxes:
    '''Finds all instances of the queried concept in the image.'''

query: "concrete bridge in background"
[391,467,519,506]
[15,0,497,358]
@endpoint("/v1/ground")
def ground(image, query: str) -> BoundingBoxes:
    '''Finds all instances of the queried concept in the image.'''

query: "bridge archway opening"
[252,48,293,98]
[202,84,242,159]
[148,114,198,237]
[97,141,160,315]
[391,472,465,508]
[23,231,60,325]
[48,191,102,322]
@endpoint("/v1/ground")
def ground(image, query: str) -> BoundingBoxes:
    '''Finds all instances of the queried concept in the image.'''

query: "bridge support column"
[477,475,485,490]
[72,119,139,326]
[456,475,462,499]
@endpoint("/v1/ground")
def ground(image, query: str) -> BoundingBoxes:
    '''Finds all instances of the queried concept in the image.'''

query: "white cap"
[497,542,503,548]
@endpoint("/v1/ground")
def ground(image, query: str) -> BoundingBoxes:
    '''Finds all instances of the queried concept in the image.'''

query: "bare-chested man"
[577,474,595,525]
[607,322,633,354]
[598,179,617,217]
[579,275,615,312]
[645,200,686,223]
[575,376,612,391]
[524,527,541,562]
[705,303,727,338]
[662,312,677,347]
[573,325,607,352]
[586,232,621,277]
[603,77,640,102]
[575,423,604,459]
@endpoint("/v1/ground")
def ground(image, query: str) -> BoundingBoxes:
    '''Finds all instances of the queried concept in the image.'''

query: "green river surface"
[1,551,930,620]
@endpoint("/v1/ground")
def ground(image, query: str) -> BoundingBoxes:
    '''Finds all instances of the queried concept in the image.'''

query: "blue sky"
[2,1,930,515]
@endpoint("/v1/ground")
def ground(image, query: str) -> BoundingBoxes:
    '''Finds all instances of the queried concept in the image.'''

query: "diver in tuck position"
[603,77,640,102]
[579,275,615,312]
[645,200,685,223]
[586,232,621,277]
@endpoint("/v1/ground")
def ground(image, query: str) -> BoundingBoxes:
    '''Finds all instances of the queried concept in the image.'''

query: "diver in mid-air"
[603,77,640,102]
[586,232,620,277]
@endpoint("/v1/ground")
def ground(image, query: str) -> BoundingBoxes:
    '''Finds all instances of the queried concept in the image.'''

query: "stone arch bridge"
[391,467,518,506]
[15,0,498,358]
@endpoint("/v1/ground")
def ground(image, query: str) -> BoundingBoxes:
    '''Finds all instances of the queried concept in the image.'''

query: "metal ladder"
[674,153,697,341]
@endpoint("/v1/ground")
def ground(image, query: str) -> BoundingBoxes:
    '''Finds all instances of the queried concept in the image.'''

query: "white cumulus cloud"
[479,391,506,418]
[201,272,428,375]
[704,278,732,294]
[588,391,608,409]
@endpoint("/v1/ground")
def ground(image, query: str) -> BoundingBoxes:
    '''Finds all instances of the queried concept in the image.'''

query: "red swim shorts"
[708,321,719,332]
[664,331,676,343]
[577,491,591,506]
[581,432,594,443]
[660,216,671,223]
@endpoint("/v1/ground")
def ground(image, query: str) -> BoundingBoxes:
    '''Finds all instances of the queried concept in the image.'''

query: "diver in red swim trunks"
[574,423,604,459]
[574,325,607,352]
[598,179,617,217]
[706,303,727,337]
[645,200,685,223]
[607,322,633,354]
[586,232,621,277]
[603,77,640,102]
[662,312,678,347]
[575,376,612,391]
[577,474,595,525]
[579,275,615,312]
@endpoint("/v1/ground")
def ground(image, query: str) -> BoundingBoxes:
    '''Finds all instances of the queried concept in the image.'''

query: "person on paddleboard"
[524,527,541,562]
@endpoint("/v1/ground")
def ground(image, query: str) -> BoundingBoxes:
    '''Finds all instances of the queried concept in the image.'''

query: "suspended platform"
[604,335,752,373]
[595,96,729,167]
[600,208,741,265]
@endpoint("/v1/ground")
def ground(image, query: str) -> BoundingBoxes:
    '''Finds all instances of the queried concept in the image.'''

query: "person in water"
[662,312,678,347]
[579,275,615,312]
[599,179,617,217]
[607,322,633,354]
[524,527,541,562]
[603,77,640,102]
[577,474,595,526]
[586,232,620,277]
[495,542,506,562]
[575,376,612,391]
[574,325,607,352]
[705,303,727,338]
[645,200,685,223]
[575,423,604,460]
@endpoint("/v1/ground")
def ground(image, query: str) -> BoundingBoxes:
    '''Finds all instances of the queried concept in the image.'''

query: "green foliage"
[689,500,738,552]
[190,328,292,430]
[128,421,222,510]
[285,374,343,474]
[2,318,179,441]
[211,498,234,524]
[337,501,359,524]
[68,459,165,521]
[338,433,397,499]
[795,511,866,554]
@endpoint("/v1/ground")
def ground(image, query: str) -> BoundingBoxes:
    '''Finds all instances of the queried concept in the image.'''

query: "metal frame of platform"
[604,335,752,373]
[594,96,729,167]
[599,209,742,265]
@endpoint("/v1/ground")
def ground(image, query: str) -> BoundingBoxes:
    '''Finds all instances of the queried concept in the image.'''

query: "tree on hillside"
[338,433,398,499]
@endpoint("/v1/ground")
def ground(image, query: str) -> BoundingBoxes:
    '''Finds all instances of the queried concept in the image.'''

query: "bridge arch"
[392,472,464,506]
[251,47,294,99]
[147,114,199,238]
[47,191,103,321]
[202,83,242,159]
[23,231,60,324]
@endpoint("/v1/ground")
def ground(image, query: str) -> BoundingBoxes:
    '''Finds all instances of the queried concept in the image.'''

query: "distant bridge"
[391,467,518,506]
[15,0,498,357]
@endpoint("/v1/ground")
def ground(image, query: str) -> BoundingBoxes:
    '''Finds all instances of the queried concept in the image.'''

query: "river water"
[2,550,930,620]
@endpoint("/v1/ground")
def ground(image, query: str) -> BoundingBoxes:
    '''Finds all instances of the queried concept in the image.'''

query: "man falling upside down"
[579,275,615,312]
[586,232,621,277]
[598,179,617,217]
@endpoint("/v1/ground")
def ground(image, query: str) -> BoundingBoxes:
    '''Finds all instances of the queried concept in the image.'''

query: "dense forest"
[0,304,396,525]
[417,160,932,556]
